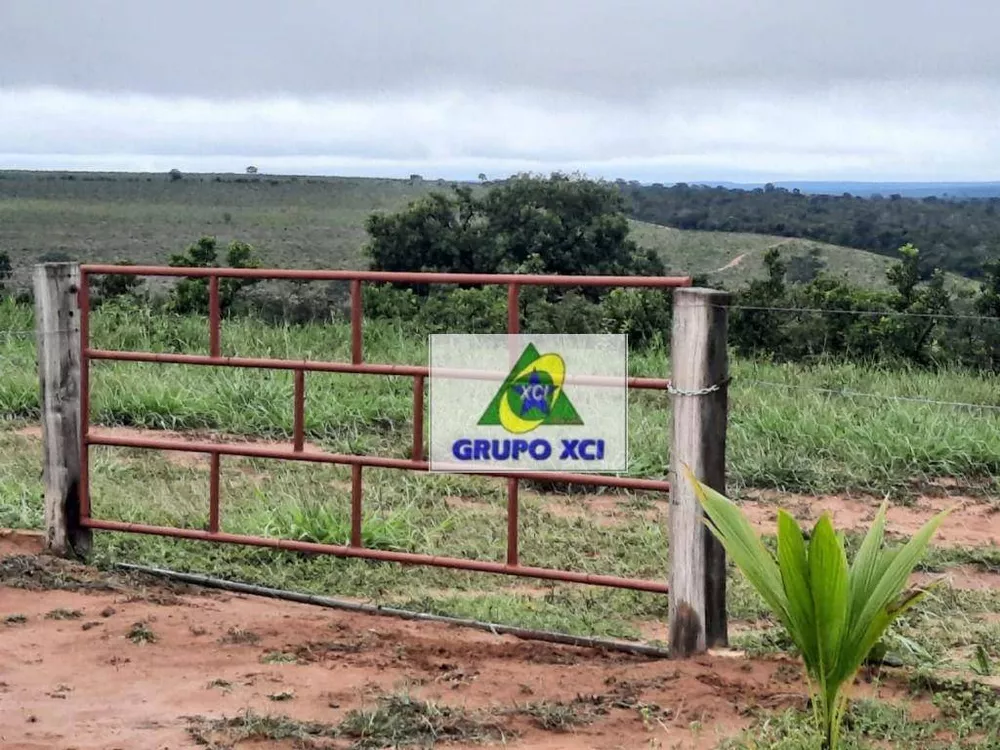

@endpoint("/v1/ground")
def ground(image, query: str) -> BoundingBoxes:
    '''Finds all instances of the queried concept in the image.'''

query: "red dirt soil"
[738,492,1000,548]
[0,535,924,750]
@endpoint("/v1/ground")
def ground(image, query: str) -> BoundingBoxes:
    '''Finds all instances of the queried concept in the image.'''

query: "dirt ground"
[0,530,933,750]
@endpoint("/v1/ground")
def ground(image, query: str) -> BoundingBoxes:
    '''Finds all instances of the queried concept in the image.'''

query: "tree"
[168,236,262,315]
[0,251,11,296]
[729,247,788,356]
[879,244,952,364]
[169,169,183,182]
[38,251,73,263]
[975,258,1000,319]
[974,258,1000,371]
[786,247,826,283]
[364,173,665,297]
[92,259,144,306]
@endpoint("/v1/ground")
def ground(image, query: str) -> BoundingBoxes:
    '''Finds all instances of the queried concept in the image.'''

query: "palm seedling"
[685,467,952,749]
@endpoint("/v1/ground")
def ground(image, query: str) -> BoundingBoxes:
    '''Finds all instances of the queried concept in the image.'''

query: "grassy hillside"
[0,171,454,286]
[629,222,907,289]
[1,169,939,292]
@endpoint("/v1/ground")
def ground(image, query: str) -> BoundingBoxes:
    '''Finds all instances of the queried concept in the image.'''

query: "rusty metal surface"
[81,264,693,288]
[81,518,671,593]
[77,265,677,592]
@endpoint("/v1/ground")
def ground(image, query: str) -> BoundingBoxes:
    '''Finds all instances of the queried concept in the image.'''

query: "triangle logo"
[477,344,583,434]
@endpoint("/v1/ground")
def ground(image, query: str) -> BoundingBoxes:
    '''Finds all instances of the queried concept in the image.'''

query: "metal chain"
[667,376,732,397]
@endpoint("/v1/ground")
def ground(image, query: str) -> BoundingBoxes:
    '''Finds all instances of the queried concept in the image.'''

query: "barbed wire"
[0,329,77,339]
[742,378,1000,412]
[724,304,1000,322]
[5,326,997,412]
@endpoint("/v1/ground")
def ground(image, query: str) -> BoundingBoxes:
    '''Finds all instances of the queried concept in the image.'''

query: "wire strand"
[743,378,1000,412]
[0,329,77,338]
[726,304,1000,322]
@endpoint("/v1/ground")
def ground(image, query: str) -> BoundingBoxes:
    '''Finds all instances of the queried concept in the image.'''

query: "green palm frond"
[682,465,952,749]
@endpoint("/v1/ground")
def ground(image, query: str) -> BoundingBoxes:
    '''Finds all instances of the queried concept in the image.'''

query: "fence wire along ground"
[74,265,694,594]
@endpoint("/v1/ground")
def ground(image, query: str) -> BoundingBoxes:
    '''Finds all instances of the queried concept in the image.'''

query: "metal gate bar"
[78,264,691,593]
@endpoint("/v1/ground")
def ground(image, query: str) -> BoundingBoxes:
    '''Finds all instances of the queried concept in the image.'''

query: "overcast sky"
[1,0,998,182]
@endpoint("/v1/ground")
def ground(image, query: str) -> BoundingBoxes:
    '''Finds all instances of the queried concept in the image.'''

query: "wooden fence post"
[668,287,730,657]
[34,262,91,559]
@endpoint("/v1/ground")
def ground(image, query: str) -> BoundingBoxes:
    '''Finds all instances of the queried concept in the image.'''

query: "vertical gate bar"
[78,270,91,520]
[350,279,363,364]
[351,464,363,547]
[507,283,520,334]
[412,374,424,461]
[208,274,221,357]
[507,283,520,368]
[209,452,221,533]
[293,369,305,452]
[506,477,519,566]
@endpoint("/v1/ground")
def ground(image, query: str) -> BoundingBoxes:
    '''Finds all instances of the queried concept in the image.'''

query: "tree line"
[620,181,1000,280]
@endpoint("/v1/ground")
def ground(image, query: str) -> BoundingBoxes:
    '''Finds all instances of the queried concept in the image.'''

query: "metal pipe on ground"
[113,563,673,660]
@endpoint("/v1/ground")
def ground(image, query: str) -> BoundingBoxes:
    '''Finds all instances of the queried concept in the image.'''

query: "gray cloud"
[2,1,998,181]
[2,0,998,99]
[2,83,998,181]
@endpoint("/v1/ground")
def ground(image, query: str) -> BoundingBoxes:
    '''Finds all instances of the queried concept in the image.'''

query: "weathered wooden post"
[668,287,730,657]
[34,262,91,559]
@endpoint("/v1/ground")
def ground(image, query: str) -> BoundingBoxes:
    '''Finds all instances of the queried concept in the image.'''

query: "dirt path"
[738,491,1000,549]
[0,538,924,750]
[529,489,1000,554]
[715,253,747,272]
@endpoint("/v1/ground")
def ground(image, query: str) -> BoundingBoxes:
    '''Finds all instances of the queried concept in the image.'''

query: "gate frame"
[34,262,728,656]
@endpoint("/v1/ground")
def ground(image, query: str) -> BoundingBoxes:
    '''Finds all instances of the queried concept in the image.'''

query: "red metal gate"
[78,265,691,593]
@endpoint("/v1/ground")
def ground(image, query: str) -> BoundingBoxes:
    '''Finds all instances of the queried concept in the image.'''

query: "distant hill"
[0,170,978,295]
[0,170,449,287]
[629,222,973,293]
[622,182,1000,279]
[688,181,1000,199]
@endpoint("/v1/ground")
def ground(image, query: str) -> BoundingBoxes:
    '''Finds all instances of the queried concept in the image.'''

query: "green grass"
[186,693,514,749]
[184,681,1000,750]
[3,298,998,497]
[0,170,902,294]
[727,676,1000,749]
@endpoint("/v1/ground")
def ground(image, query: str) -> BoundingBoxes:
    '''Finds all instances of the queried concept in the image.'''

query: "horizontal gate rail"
[81,263,694,287]
[73,264,692,596]
[86,432,674,490]
[85,349,673,390]
[81,520,670,593]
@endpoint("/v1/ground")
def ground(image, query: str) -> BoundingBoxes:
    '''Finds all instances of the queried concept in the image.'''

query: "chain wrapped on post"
[666,376,732,398]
